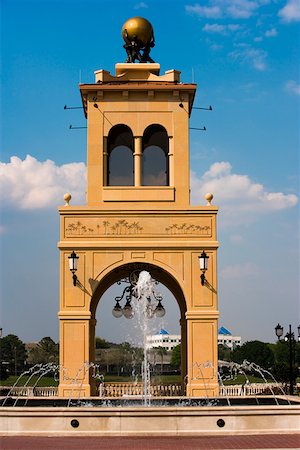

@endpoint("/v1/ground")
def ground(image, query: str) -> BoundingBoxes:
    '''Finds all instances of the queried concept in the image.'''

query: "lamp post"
[275,323,300,395]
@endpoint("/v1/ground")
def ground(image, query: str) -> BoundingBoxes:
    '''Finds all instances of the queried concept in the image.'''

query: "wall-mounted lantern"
[68,251,79,286]
[199,250,209,286]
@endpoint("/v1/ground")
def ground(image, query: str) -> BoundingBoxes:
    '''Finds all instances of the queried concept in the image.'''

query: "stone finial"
[205,193,213,206]
[64,193,72,206]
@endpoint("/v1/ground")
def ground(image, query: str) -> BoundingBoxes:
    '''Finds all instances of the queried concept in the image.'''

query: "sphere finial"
[64,193,72,206]
[122,17,155,63]
[205,193,214,206]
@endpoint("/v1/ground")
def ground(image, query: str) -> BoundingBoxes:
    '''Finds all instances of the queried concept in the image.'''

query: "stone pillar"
[134,136,142,186]
[180,317,187,393]
[185,314,219,397]
[103,137,108,186]
[168,136,174,186]
[58,315,91,398]
[89,318,97,395]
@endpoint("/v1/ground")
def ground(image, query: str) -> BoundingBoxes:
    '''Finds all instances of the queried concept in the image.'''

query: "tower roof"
[159,329,169,335]
[218,326,232,336]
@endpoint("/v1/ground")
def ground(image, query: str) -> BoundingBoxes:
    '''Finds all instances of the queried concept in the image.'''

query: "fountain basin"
[1,396,299,436]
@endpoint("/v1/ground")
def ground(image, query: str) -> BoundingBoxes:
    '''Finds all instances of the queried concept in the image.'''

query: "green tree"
[0,334,27,377]
[232,340,274,369]
[270,340,300,387]
[170,344,181,368]
[95,337,110,349]
[218,344,232,362]
[27,337,58,365]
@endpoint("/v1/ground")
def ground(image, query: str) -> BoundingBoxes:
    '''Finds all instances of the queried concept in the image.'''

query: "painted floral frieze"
[65,219,211,237]
[65,220,143,236]
[165,224,211,235]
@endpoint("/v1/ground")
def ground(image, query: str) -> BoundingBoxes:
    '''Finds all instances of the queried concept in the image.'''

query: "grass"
[0,376,59,387]
[1,373,272,386]
[1,374,182,386]
[222,374,273,385]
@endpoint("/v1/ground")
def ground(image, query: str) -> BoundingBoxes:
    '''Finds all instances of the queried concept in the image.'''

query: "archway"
[89,262,187,395]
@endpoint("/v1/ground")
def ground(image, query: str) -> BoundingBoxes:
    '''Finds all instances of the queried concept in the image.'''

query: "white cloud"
[0,225,7,235]
[229,45,268,71]
[220,262,259,279]
[190,161,298,226]
[203,23,226,34]
[278,0,300,22]
[186,1,270,19]
[185,4,222,18]
[229,234,245,244]
[203,23,242,34]
[0,155,86,209]
[134,2,148,9]
[285,80,300,95]
[265,27,278,37]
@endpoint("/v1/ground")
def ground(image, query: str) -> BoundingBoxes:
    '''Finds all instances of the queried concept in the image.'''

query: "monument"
[1,17,299,439]
[58,17,219,398]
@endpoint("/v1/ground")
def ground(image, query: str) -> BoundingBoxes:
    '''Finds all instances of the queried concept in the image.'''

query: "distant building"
[147,327,241,352]
[146,329,181,351]
[218,326,241,349]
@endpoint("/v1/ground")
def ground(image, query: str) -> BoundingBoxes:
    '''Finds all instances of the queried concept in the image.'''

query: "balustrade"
[0,382,293,398]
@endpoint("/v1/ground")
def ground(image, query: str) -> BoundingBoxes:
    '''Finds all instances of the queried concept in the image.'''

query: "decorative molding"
[165,224,211,235]
[64,218,211,237]
[66,220,143,236]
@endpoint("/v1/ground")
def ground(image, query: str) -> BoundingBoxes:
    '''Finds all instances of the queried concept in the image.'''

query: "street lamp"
[68,251,79,286]
[199,251,209,286]
[275,323,300,396]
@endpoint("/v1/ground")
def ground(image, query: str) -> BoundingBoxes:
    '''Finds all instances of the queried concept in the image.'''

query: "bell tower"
[58,18,219,397]
[82,63,195,209]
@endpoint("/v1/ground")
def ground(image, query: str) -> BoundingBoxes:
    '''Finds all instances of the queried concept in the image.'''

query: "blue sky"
[1,0,299,345]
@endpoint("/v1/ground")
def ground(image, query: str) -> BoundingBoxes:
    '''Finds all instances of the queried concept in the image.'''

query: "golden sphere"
[122,17,153,47]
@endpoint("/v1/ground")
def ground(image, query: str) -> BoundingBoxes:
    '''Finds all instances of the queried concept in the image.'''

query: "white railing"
[219,383,284,396]
[0,386,58,397]
[0,382,294,398]
[101,383,182,397]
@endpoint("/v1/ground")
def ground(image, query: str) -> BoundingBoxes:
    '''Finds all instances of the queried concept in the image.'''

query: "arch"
[89,262,187,392]
[107,124,134,186]
[142,125,169,186]
[90,262,186,319]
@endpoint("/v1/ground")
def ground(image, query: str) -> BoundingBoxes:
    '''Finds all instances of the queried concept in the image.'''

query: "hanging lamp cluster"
[112,270,166,319]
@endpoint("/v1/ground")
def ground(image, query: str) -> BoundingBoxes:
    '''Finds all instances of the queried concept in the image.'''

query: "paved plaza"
[1,435,300,450]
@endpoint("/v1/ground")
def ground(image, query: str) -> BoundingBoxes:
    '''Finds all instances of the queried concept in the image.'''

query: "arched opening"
[107,125,134,186]
[90,263,187,395]
[142,125,169,186]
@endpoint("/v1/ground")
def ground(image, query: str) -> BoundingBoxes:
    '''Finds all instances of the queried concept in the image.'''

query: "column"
[134,136,142,186]
[185,315,219,397]
[89,318,97,395]
[180,317,187,394]
[103,137,108,186]
[168,136,174,186]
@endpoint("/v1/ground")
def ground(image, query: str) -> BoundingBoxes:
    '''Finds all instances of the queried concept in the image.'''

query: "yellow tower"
[58,19,219,397]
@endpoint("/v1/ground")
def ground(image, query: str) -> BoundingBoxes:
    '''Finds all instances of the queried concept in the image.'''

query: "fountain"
[0,273,299,436]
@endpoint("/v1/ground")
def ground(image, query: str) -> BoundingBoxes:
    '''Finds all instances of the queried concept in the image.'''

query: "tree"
[218,344,232,362]
[170,344,181,368]
[27,337,58,365]
[270,340,300,387]
[95,337,110,349]
[232,340,274,369]
[0,334,27,377]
